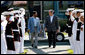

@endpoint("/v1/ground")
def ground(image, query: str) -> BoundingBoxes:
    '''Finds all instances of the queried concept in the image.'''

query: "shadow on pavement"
[29,48,47,54]
[24,40,70,47]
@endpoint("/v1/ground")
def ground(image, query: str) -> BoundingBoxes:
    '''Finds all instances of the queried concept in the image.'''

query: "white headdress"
[8,8,14,11]
[65,8,75,15]
[2,11,13,16]
[19,8,25,12]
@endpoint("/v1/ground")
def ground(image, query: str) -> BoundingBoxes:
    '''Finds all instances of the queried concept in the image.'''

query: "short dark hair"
[32,11,37,15]
[49,9,55,14]
[77,11,80,14]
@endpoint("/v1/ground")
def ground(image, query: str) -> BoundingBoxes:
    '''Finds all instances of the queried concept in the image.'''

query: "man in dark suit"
[45,9,59,48]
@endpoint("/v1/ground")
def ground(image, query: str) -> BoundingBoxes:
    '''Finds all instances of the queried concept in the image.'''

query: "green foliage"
[58,19,67,32]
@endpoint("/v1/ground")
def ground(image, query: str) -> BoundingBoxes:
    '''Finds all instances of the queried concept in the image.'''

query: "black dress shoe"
[31,44,33,47]
[49,45,51,48]
[35,46,37,48]
[53,46,55,48]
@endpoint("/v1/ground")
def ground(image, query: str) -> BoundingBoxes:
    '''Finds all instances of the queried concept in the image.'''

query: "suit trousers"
[47,31,56,47]
[30,27,38,47]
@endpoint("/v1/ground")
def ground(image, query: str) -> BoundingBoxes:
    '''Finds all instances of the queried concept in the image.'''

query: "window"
[43,1,54,18]
[59,1,84,10]
[33,1,40,6]
[44,1,54,10]
[43,12,49,18]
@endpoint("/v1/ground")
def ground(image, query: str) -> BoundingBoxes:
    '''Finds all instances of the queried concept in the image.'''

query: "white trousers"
[80,41,84,54]
[19,37,24,53]
[80,31,84,54]
[76,41,81,54]
[73,38,81,54]
[1,32,7,54]
[72,34,77,54]
[7,50,15,54]
[14,41,20,54]
[68,36,74,50]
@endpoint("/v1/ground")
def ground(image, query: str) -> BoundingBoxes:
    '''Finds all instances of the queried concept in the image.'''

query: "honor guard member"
[19,8,26,53]
[12,10,21,54]
[65,8,75,50]
[4,12,15,54]
[75,9,84,54]
[79,13,84,54]
[71,10,79,54]
[72,9,84,54]
[1,14,7,54]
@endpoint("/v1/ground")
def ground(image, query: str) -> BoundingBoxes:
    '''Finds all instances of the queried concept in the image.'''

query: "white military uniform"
[75,10,84,54]
[1,15,7,54]
[19,8,25,53]
[79,13,84,54]
[72,9,84,54]
[13,10,21,54]
[65,8,75,50]
[9,10,20,54]
[13,14,20,54]
[2,12,16,54]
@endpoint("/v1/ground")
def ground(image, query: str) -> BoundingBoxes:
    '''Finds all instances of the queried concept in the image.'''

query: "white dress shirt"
[33,17,39,27]
[50,15,54,23]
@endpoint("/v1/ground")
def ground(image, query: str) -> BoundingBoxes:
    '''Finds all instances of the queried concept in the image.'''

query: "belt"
[68,26,71,27]
[77,29,80,31]
[66,24,71,27]
[19,27,21,28]
[12,29,19,31]
[66,24,68,26]
[7,35,14,38]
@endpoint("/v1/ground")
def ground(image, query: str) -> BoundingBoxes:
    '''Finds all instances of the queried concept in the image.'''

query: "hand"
[28,29,30,32]
[40,30,42,33]
[45,28,47,32]
[81,27,83,31]
[56,29,59,34]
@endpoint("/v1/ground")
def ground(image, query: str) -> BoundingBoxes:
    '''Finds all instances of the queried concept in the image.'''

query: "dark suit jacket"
[45,15,59,32]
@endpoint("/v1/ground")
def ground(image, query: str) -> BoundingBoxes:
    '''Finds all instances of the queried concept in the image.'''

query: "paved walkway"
[23,32,73,54]
[24,45,72,54]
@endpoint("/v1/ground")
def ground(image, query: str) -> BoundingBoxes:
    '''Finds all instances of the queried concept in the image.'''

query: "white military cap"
[75,9,84,13]
[2,11,13,16]
[13,10,21,14]
[19,8,25,11]
[2,11,9,15]
[8,8,14,10]
[1,15,6,21]
[65,8,75,15]
[66,8,75,12]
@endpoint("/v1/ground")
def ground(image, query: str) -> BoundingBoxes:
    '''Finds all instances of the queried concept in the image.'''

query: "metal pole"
[40,1,42,20]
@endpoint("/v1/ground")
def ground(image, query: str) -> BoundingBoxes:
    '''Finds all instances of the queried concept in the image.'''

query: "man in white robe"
[1,15,7,54]
[79,13,84,54]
